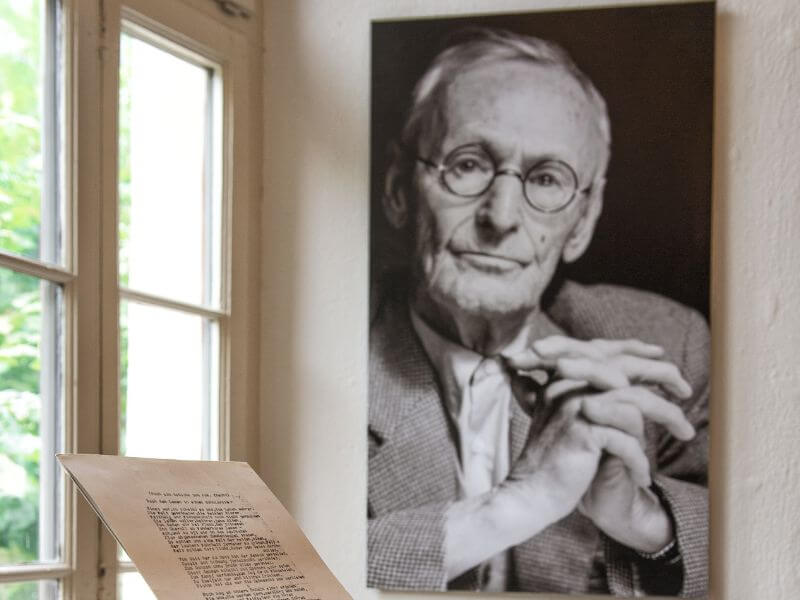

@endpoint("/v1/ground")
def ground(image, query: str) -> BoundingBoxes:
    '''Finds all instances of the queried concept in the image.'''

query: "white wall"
[260,1,800,598]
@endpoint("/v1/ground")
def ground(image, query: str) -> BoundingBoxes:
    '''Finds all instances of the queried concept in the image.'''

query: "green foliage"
[0,440,40,562]
[0,0,42,260]
[0,580,42,600]
[118,37,131,454]
[118,34,132,287]
[0,284,42,567]
[0,0,45,566]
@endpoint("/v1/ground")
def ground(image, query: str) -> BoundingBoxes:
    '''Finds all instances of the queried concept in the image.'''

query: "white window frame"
[0,0,262,597]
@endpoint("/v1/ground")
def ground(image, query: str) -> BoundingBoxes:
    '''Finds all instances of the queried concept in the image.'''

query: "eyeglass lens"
[441,146,578,212]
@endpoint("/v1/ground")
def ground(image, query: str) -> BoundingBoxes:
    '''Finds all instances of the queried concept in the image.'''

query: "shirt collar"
[410,309,533,418]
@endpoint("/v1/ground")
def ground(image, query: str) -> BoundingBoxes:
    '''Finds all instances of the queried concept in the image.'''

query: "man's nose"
[475,171,524,238]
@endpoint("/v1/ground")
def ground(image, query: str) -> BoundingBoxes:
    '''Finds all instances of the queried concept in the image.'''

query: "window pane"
[0,580,58,600]
[118,572,156,600]
[0,0,63,264]
[118,32,221,308]
[119,300,218,460]
[0,267,63,566]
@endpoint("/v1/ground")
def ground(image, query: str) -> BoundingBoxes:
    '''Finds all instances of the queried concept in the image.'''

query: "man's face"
[410,59,605,319]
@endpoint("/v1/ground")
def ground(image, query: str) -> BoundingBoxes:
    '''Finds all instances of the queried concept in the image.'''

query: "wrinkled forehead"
[419,60,607,175]
[449,59,588,106]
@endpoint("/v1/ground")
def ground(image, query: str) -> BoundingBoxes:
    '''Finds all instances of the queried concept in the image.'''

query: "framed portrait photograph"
[368,3,713,596]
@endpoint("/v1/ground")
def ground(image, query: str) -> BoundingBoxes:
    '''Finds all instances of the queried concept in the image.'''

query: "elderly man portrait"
[367,22,710,597]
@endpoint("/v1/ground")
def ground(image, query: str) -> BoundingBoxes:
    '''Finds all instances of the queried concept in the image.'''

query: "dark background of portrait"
[370,2,714,320]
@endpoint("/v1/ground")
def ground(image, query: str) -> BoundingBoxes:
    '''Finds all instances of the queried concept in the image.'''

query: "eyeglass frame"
[415,146,593,214]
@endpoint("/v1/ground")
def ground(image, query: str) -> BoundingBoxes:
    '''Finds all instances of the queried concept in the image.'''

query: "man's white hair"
[396,28,611,180]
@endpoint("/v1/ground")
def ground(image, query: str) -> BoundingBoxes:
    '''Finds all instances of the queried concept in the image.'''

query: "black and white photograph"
[368,3,713,596]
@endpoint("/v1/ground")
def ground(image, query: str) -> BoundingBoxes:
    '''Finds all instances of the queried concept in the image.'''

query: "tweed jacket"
[367,279,709,596]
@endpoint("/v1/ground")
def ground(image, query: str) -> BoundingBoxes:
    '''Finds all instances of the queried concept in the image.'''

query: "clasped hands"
[498,335,695,555]
[443,335,695,579]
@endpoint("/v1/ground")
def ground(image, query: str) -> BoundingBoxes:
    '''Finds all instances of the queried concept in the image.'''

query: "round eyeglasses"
[416,144,587,214]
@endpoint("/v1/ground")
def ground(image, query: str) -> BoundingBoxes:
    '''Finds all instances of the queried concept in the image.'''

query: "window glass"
[118,572,156,600]
[0,0,63,264]
[0,267,63,566]
[119,300,219,460]
[118,32,221,308]
[0,579,58,600]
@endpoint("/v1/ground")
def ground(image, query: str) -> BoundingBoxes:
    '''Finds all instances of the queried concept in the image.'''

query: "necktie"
[460,356,512,591]
[461,356,511,497]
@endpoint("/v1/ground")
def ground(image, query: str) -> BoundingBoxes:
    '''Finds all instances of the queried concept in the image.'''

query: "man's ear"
[382,158,410,230]
[562,178,605,264]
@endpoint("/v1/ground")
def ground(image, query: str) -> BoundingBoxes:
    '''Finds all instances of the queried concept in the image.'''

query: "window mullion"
[97,1,123,599]
[118,287,228,320]
[0,564,72,583]
[200,60,217,462]
[61,0,113,596]
[0,252,75,284]
[38,281,62,570]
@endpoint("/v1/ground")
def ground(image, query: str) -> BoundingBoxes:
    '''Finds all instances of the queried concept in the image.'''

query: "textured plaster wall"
[260,1,800,598]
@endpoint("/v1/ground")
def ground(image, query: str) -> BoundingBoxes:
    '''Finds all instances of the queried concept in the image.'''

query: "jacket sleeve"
[606,308,710,598]
[367,502,449,590]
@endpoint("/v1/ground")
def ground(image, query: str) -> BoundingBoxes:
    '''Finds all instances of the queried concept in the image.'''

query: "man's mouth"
[452,250,529,272]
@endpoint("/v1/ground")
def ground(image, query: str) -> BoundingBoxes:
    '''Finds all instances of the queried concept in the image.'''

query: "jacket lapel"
[369,296,572,514]
[368,298,459,515]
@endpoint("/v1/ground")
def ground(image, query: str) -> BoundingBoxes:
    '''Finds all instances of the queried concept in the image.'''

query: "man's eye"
[453,159,481,173]
[530,172,560,187]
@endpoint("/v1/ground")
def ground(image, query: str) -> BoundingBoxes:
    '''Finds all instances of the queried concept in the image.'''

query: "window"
[116,23,225,598]
[0,0,261,597]
[117,26,224,463]
[0,0,68,597]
